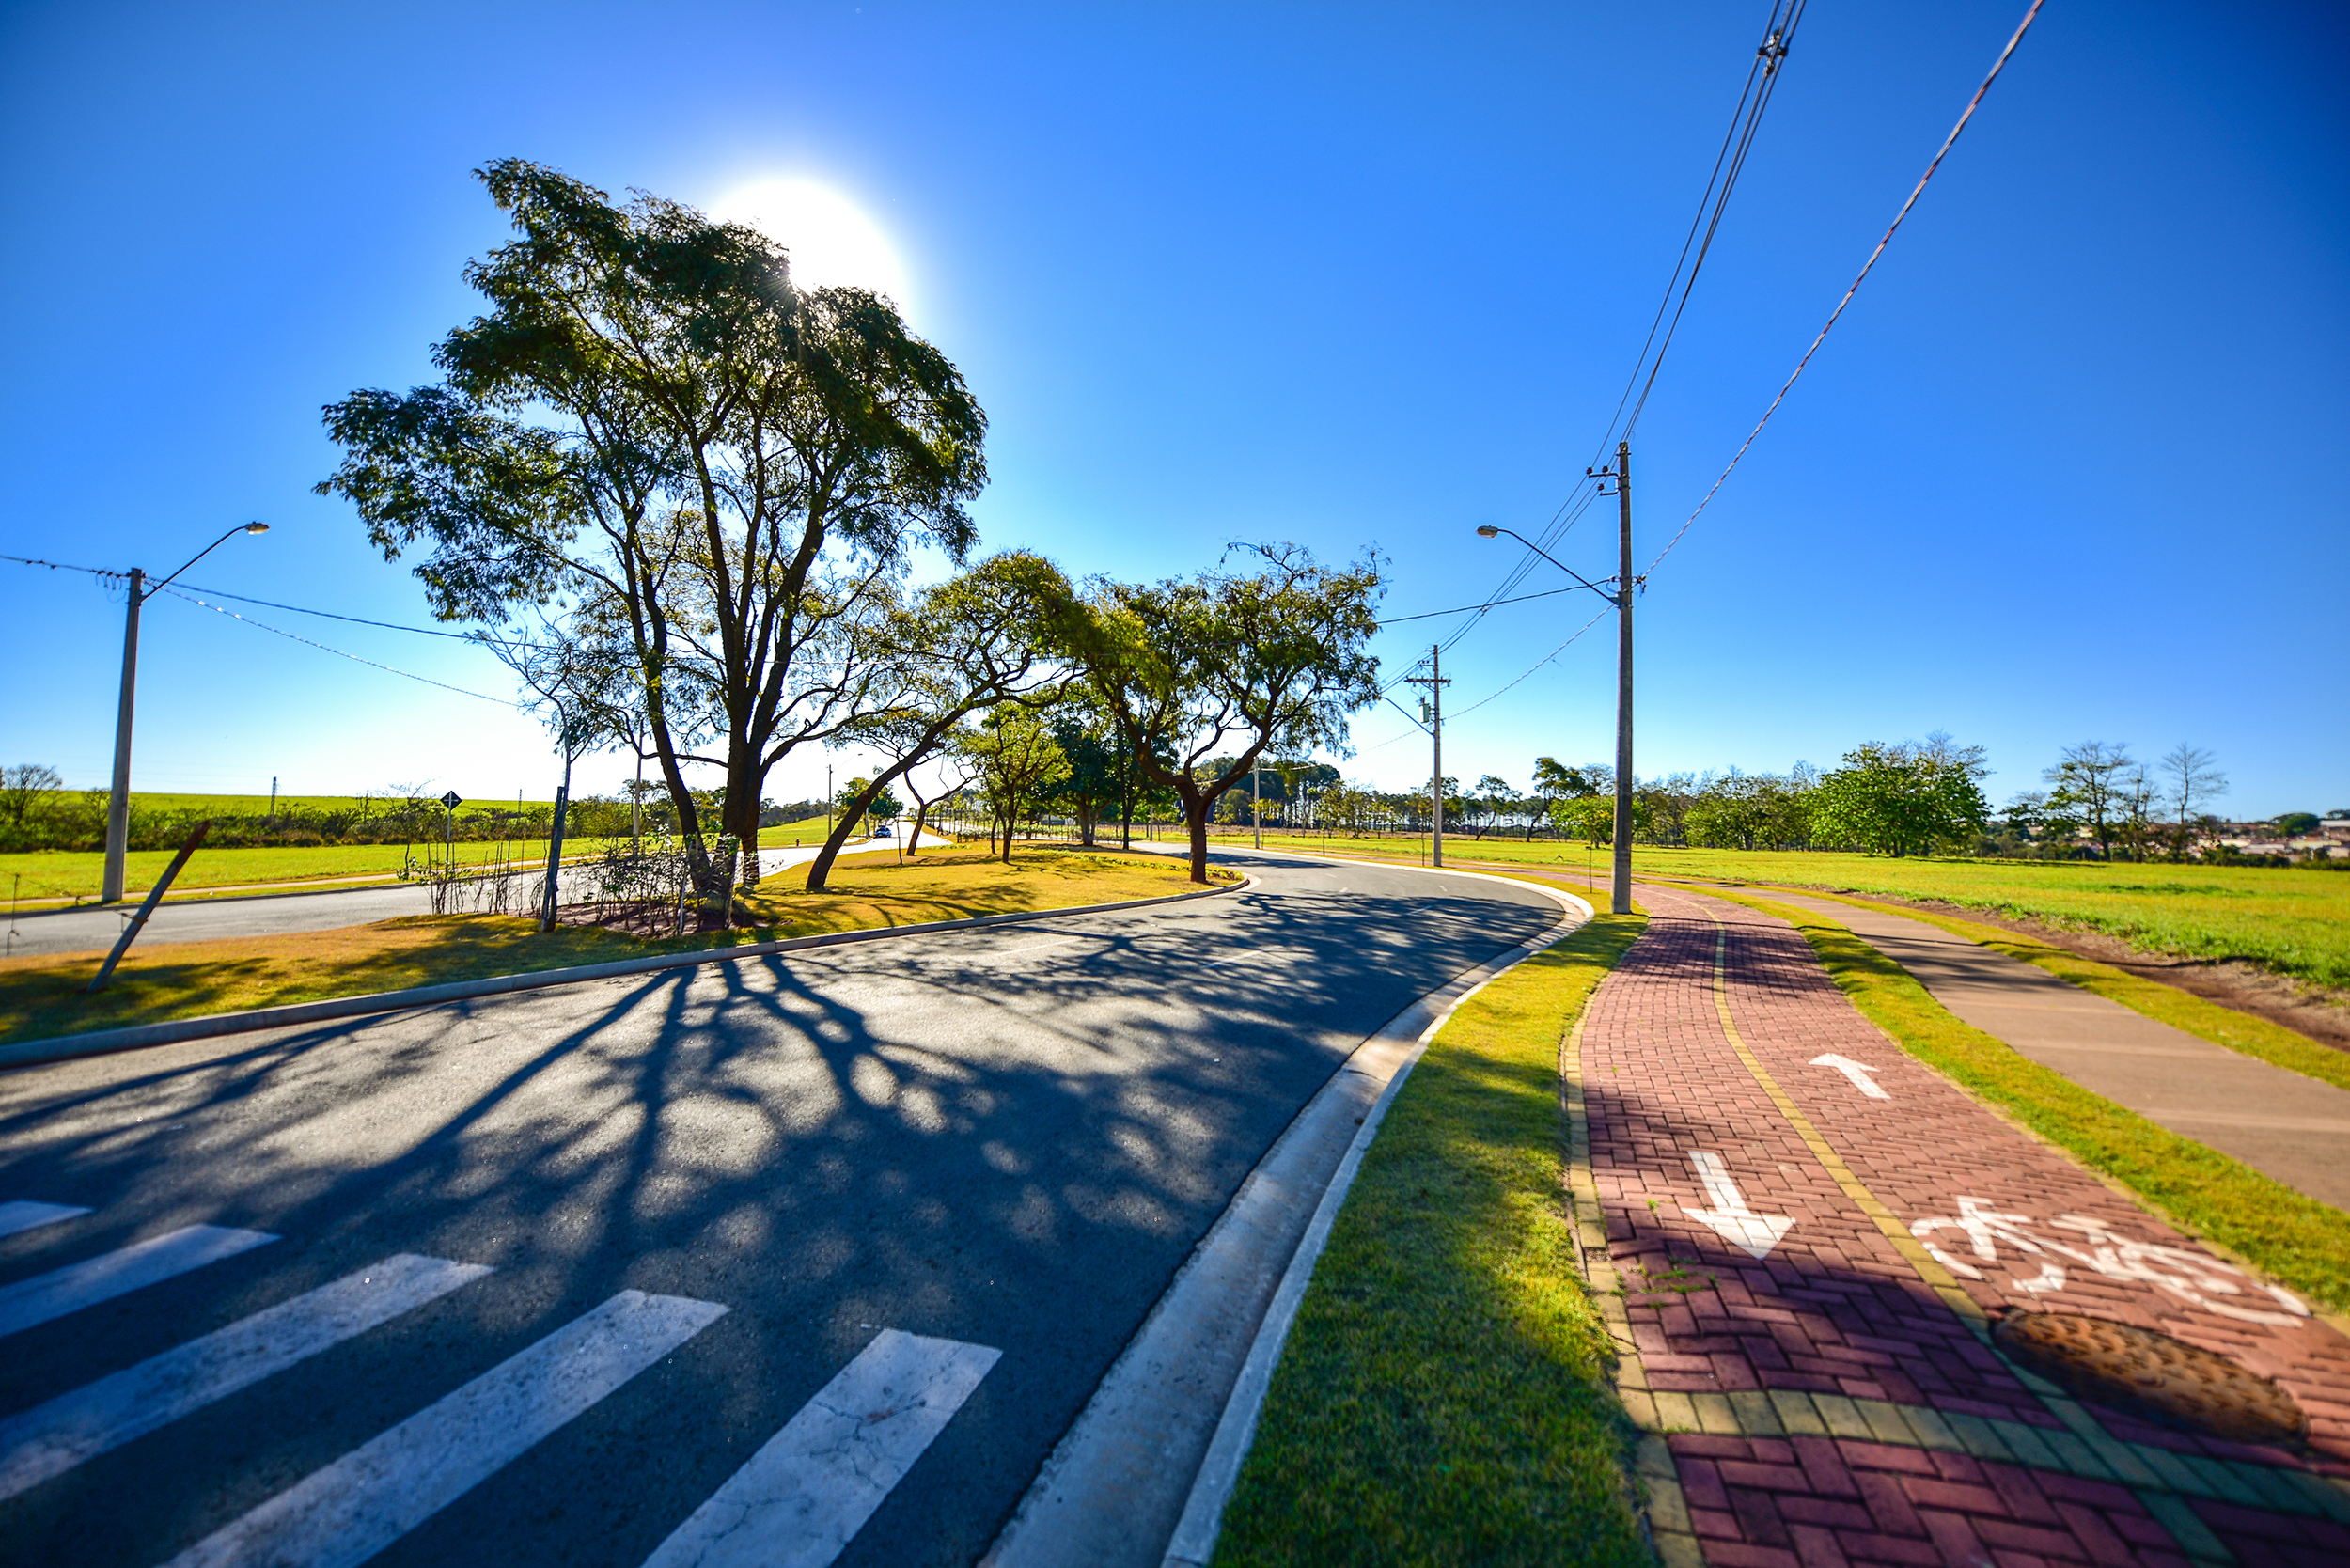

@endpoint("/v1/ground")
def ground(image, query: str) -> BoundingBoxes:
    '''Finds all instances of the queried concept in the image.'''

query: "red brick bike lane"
[1573,882,2350,1567]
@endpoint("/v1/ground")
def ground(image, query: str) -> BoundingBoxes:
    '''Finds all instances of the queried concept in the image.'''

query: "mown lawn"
[1,846,1215,1045]
[1214,915,1653,1568]
[1236,832,2350,991]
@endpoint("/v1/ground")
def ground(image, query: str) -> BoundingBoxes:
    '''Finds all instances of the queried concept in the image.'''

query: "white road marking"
[0,1253,491,1501]
[0,1201,90,1240]
[1681,1151,1794,1260]
[162,1289,727,1568]
[1810,1053,1890,1099]
[642,1328,1000,1568]
[0,1225,276,1338]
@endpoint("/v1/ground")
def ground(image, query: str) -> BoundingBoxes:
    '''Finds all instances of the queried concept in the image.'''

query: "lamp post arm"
[1480,525,1616,603]
[147,522,266,600]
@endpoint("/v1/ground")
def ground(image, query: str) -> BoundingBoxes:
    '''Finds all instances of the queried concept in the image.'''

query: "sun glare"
[707,178,912,310]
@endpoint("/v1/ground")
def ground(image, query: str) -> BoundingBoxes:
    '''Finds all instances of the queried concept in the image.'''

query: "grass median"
[1702,886,2350,1316]
[1224,832,2350,991]
[1769,888,2350,1096]
[1213,913,1652,1568]
[0,847,1219,1046]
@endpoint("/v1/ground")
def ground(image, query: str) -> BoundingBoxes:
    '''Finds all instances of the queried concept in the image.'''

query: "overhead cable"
[159,588,524,706]
[1645,0,2046,579]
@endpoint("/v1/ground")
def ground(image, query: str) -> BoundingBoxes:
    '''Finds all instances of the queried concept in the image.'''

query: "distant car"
[871,824,892,838]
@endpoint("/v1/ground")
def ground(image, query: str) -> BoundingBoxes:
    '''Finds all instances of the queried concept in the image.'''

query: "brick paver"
[1574,883,2350,1567]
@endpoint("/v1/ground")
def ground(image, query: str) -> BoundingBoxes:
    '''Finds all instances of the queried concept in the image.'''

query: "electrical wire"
[1622,0,1806,444]
[2,551,549,645]
[1376,583,1582,627]
[1645,0,2046,579]
[1445,606,1611,723]
[159,588,524,706]
[1415,0,1805,666]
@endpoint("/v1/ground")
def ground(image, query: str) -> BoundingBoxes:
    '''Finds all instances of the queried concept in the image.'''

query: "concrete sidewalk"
[1754,889,2350,1215]
[1574,883,2350,1566]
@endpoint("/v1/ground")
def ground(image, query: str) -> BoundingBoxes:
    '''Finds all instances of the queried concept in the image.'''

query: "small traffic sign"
[440,791,463,810]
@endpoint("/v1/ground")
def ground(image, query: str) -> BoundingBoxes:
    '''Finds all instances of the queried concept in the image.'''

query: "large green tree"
[804,551,1074,887]
[1810,735,1990,857]
[317,160,986,883]
[1080,543,1383,883]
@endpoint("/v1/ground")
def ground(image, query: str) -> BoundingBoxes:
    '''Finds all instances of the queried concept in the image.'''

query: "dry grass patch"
[0,846,1217,1046]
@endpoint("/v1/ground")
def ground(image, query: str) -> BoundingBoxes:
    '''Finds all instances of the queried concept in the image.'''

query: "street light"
[101,522,271,903]
[1476,467,1636,917]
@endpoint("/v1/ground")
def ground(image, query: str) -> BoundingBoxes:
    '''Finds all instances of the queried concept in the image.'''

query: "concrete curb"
[0,871,1251,1074]
[978,853,1591,1568]
[1159,865,1595,1568]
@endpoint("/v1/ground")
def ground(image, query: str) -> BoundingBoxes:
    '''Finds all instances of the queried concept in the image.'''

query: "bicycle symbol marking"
[1908,1198,2310,1328]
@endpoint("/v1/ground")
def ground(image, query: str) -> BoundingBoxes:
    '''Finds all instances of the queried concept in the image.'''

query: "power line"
[1645,0,2046,579]
[160,588,524,706]
[1446,606,1612,723]
[1376,583,1582,626]
[1622,0,1806,442]
[1441,0,1807,654]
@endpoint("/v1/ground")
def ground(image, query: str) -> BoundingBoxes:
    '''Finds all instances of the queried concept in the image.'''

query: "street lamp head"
[243,522,270,534]
[1475,525,1499,538]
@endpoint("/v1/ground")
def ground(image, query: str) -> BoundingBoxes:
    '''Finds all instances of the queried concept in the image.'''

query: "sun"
[706,178,912,310]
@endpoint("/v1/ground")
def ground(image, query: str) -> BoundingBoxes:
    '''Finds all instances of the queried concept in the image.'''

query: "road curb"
[979,855,1591,1568]
[0,872,1251,1073]
[1161,865,1594,1568]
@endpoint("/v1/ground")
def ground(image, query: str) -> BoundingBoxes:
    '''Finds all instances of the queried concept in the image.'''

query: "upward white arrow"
[1810,1054,1890,1099]
[1681,1151,1794,1260]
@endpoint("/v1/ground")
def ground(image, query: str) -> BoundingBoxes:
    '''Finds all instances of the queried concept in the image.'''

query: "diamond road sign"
[440,791,462,810]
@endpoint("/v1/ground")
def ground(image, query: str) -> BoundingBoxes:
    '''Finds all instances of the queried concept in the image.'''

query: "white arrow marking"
[1681,1151,1794,1260]
[1810,1053,1890,1099]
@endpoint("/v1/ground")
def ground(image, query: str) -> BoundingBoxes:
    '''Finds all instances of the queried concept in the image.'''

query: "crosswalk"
[0,1199,999,1567]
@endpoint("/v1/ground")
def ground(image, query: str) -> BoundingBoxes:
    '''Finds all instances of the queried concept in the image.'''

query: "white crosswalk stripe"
[0,1252,491,1501]
[0,1199,997,1567]
[0,1200,90,1240]
[160,1289,728,1568]
[641,1329,1001,1568]
[0,1224,276,1338]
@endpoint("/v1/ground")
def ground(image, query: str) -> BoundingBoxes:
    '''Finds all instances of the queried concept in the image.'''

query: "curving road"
[0,852,1559,1568]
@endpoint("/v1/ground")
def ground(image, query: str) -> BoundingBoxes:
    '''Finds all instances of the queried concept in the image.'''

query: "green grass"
[1238,832,2350,992]
[0,846,1208,1045]
[1214,915,1653,1568]
[43,789,566,814]
[1769,889,2350,1096]
[1703,886,2350,1316]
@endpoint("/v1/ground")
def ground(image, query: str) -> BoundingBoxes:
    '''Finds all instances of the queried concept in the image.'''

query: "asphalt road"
[4,840,906,959]
[0,853,1557,1568]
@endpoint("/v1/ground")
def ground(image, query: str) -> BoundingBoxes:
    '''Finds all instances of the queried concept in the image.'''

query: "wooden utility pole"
[1404,644,1452,868]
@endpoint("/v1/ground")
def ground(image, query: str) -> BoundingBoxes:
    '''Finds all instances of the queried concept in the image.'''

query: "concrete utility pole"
[1251,755,1261,849]
[1403,644,1451,869]
[101,523,269,904]
[1611,439,1635,917]
[1474,439,1635,916]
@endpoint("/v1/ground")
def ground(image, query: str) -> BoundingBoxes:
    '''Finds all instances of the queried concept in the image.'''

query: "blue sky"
[4,1,2342,817]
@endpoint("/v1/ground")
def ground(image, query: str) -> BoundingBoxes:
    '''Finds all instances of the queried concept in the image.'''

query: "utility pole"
[1609,440,1634,916]
[101,522,269,903]
[102,568,145,904]
[1403,643,1451,869]
[1251,755,1261,849]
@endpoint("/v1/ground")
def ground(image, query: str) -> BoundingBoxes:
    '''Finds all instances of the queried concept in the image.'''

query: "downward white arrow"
[1681,1151,1794,1260]
[1810,1053,1890,1099]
